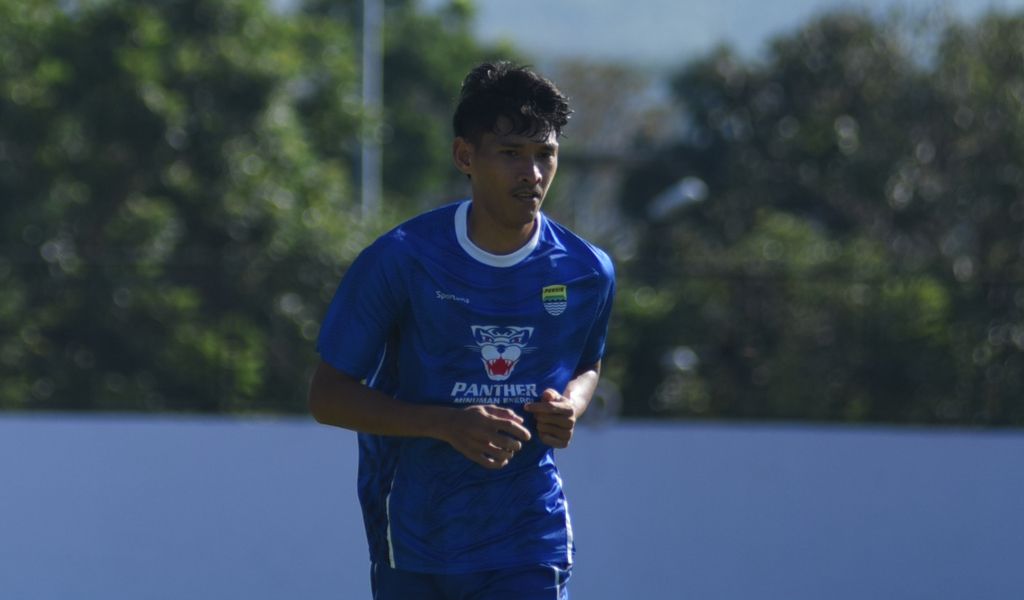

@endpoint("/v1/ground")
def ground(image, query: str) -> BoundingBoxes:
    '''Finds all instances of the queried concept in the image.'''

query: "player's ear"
[452,137,474,175]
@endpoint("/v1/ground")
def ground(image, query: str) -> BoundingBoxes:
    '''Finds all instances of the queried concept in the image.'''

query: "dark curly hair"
[452,61,572,144]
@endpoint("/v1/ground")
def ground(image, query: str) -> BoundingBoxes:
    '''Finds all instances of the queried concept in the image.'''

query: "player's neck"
[466,205,537,256]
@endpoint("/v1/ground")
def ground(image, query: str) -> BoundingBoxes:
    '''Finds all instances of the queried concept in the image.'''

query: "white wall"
[1,416,1022,599]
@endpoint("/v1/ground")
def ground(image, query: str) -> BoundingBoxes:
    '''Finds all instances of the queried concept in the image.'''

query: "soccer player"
[309,61,615,599]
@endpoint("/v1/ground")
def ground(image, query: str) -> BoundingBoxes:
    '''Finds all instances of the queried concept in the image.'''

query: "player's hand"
[439,405,532,470]
[524,389,578,448]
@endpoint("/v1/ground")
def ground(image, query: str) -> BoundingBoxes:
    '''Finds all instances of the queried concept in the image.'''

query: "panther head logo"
[469,325,534,381]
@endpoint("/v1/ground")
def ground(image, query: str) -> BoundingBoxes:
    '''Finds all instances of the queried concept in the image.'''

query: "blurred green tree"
[614,10,1024,425]
[0,0,368,412]
[300,0,518,210]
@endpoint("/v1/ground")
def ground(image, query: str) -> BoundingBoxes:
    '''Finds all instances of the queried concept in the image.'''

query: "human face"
[453,122,559,250]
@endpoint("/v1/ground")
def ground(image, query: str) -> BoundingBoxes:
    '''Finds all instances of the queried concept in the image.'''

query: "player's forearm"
[308,361,449,439]
[563,361,601,418]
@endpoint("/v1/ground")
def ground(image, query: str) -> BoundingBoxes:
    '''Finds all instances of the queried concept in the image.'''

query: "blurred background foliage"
[612,9,1024,425]
[1,0,1022,425]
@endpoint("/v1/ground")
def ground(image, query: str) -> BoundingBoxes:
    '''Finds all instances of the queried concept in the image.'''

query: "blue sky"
[424,0,1024,70]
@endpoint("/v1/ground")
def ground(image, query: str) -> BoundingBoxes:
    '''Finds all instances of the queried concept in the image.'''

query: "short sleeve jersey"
[317,200,615,574]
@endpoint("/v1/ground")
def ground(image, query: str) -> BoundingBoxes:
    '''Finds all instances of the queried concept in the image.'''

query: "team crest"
[469,325,534,381]
[542,285,568,316]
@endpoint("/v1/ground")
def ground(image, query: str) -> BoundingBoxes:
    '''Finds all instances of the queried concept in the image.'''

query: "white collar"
[454,200,541,268]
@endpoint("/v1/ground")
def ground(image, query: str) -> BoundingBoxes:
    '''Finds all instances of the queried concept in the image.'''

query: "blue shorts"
[370,562,571,600]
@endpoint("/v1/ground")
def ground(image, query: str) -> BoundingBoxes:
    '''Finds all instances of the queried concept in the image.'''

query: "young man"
[309,61,615,599]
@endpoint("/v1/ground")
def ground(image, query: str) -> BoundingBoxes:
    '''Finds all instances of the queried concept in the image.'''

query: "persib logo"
[469,325,534,381]
[542,284,567,316]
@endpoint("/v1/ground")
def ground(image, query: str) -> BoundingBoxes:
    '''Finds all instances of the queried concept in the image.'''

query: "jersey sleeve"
[316,235,407,379]
[578,251,616,368]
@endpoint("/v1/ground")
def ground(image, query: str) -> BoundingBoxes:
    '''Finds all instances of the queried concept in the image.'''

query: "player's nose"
[518,160,542,184]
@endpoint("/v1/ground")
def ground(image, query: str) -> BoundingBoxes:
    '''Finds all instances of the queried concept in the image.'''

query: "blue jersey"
[317,200,615,574]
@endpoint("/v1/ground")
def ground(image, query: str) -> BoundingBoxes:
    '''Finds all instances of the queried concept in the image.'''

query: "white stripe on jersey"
[554,472,574,566]
[384,468,397,568]
[366,343,388,387]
